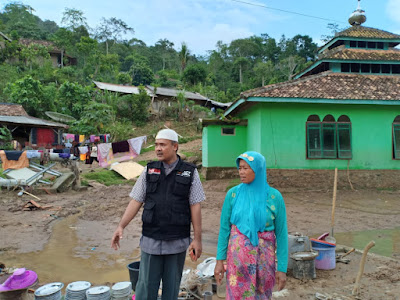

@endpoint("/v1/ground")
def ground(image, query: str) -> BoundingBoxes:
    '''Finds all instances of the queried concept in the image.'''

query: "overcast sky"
[6,0,400,55]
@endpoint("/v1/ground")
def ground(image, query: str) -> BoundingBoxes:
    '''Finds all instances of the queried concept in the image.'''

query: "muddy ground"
[1,140,400,299]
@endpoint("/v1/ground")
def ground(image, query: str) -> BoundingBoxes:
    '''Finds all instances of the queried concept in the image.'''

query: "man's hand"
[111,226,123,250]
[188,239,202,261]
[275,271,286,291]
[214,260,225,285]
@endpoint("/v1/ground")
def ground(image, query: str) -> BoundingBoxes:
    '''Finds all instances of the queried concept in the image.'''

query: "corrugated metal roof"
[93,81,153,96]
[146,86,208,101]
[0,115,68,128]
[0,31,12,42]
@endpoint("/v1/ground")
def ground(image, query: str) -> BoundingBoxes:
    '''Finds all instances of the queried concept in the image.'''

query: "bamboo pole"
[331,168,338,237]
[352,241,375,296]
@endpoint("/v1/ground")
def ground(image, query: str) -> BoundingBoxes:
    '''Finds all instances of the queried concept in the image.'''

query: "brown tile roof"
[319,46,400,61]
[241,72,400,101]
[335,26,400,40]
[0,103,28,116]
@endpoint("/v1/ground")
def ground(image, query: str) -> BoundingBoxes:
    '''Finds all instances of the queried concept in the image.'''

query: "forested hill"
[0,2,333,138]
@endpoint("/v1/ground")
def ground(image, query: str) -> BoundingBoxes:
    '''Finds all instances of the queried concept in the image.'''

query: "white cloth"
[98,143,112,159]
[26,150,41,159]
[127,136,147,155]
[78,146,89,154]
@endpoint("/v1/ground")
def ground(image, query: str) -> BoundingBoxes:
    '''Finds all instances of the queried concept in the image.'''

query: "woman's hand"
[214,260,225,285]
[275,271,286,290]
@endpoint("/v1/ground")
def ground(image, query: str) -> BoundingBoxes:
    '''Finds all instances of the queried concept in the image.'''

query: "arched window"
[307,115,320,122]
[306,114,352,159]
[338,115,350,122]
[393,116,400,159]
[323,115,335,122]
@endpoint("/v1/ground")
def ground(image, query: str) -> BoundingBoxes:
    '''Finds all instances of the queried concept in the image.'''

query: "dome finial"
[349,0,366,26]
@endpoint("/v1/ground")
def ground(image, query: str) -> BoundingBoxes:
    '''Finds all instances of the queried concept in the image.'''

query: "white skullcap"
[155,129,179,142]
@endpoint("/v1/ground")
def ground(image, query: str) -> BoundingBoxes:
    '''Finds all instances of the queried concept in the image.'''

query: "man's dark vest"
[142,158,196,240]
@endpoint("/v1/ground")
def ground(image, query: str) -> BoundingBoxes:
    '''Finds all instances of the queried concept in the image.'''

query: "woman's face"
[238,159,255,184]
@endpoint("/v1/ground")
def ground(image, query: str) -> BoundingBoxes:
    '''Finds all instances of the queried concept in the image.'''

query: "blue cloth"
[58,153,70,159]
[4,151,23,161]
[230,151,269,246]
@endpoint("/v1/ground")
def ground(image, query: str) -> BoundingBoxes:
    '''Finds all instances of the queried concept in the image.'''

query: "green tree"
[61,8,88,31]
[57,81,91,117]
[76,36,98,67]
[95,17,134,55]
[4,75,47,117]
[0,3,41,39]
[182,64,207,85]
[130,62,154,86]
[70,101,115,135]
[117,72,132,84]
[254,61,275,86]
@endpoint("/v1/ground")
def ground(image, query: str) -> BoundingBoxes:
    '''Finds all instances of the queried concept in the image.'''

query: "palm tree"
[179,42,190,74]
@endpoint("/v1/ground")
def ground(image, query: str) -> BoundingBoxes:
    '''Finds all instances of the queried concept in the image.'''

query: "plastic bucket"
[127,261,140,291]
[312,246,336,270]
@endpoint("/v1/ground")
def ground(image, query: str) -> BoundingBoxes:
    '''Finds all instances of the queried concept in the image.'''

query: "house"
[18,39,77,67]
[146,85,231,111]
[0,103,68,148]
[92,80,230,112]
[0,34,77,68]
[202,5,400,178]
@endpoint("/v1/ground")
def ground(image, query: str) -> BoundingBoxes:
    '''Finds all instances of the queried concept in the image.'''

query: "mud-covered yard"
[1,139,399,299]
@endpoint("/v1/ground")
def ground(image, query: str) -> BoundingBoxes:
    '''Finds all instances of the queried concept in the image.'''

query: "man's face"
[155,139,178,163]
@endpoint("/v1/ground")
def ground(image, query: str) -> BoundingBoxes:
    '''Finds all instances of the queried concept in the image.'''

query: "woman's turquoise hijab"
[230,151,270,246]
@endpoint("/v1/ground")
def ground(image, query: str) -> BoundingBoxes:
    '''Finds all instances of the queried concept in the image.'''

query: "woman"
[214,151,288,299]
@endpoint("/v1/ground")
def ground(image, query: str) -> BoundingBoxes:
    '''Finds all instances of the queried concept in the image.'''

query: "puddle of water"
[2,215,139,286]
[2,215,218,287]
[335,227,400,259]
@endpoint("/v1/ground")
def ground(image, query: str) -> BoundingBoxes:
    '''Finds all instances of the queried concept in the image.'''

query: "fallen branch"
[23,190,42,201]
[352,240,375,296]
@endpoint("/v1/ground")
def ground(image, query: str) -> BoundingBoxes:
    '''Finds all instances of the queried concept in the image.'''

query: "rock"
[52,172,76,193]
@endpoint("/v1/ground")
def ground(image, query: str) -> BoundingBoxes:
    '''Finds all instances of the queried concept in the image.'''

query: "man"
[111,129,205,300]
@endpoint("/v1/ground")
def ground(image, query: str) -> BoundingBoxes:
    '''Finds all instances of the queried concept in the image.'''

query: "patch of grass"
[82,169,134,186]
[199,172,206,183]
[182,151,197,158]
[138,160,148,166]
[81,179,89,186]
[141,145,155,153]
[180,135,201,144]
[226,178,241,192]
[0,166,6,179]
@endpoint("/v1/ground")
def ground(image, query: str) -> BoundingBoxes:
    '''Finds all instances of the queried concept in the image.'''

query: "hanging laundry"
[58,153,70,159]
[78,146,89,154]
[97,143,113,167]
[0,150,29,170]
[4,151,23,161]
[78,146,89,161]
[128,136,147,155]
[79,135,85,143]
[26,150,41,160]
[112,141,130,154]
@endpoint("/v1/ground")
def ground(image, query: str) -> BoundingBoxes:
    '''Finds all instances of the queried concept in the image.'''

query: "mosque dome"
[349,0,366,26]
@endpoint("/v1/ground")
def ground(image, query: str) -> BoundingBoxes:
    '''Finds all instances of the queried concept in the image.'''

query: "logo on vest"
[148,168,161,175]
[178,170,191,177]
